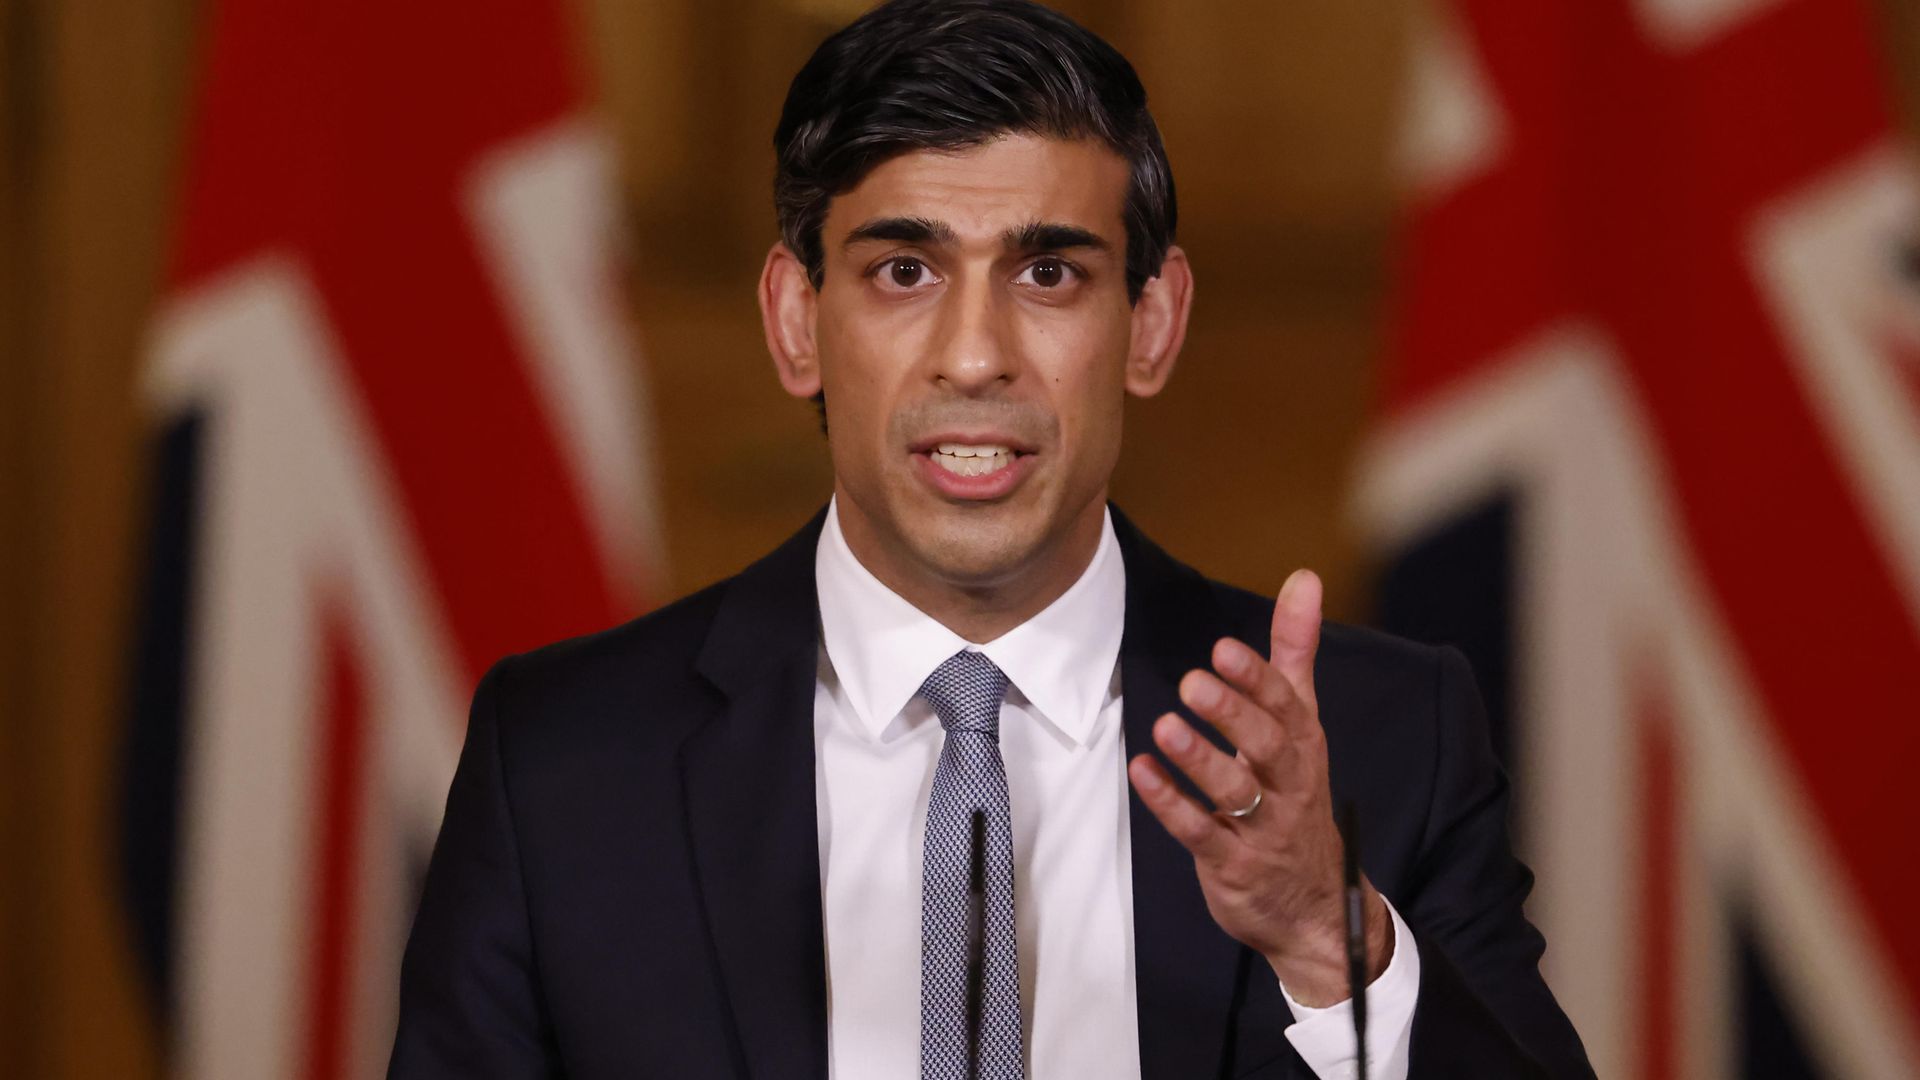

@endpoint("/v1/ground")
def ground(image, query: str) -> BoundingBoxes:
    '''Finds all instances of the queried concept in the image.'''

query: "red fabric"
[169,0,617,680]
[1384,0,1920,1009]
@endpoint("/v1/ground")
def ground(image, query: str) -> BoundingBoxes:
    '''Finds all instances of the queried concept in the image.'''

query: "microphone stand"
[1340,801,1368,1080]
[966,810,986,1080]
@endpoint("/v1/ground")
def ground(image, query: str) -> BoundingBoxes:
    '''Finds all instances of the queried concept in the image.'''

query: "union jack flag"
[119,1,660,1076]
[1360,0,1920,1076]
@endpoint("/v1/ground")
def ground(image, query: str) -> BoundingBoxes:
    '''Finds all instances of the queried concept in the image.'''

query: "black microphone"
[966,809,987,1080]
[1339,800,1368,1080]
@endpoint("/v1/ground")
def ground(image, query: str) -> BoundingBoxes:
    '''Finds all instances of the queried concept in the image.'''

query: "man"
[390,1,1593,1077]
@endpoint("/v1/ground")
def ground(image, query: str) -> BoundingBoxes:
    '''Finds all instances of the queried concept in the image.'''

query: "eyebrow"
[842,216,957,249]
[1004,221,1110,254]
[840,216,1113,255]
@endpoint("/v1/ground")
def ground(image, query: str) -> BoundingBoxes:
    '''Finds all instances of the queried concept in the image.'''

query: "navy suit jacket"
[390,508,1594,1078]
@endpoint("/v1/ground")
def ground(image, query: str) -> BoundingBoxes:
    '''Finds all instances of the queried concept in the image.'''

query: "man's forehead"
[826,134,1130,244]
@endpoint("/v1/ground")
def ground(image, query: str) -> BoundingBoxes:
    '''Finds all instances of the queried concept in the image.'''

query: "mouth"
[908,435,1038,500]
[927,442,1020,477]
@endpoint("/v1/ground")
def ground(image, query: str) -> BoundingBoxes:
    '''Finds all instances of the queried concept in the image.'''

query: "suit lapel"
[683,511,830,1079]
[675,506,1247,1078]
[1114,508,1250,1080]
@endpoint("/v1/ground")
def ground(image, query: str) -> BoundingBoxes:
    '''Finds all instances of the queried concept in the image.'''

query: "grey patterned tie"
[919,650,1025,1079]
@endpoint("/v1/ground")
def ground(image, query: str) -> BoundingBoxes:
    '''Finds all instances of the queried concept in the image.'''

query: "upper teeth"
[932,443,1014,477]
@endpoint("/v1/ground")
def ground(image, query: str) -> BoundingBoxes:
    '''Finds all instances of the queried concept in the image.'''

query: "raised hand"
[1126,569,1392,1006]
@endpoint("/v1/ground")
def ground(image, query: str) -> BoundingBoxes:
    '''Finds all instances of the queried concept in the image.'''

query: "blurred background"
[3,0,1918,1076]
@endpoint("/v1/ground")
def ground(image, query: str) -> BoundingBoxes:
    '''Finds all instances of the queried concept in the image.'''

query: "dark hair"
[773,0,1177,305]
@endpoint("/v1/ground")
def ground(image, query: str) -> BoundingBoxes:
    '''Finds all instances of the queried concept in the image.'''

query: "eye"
[874,256,937,291]
[1016,257,1079,289]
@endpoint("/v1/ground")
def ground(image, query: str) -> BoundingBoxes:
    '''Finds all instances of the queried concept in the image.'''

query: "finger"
[1128,751,1237,861]
[1178,667,1290,769]
[1268,569,1323,708]
[1210,636,1314,742]
[1151,711,1264,819]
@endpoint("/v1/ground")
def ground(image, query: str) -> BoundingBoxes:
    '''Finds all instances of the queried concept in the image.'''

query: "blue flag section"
[121,413,205,1018]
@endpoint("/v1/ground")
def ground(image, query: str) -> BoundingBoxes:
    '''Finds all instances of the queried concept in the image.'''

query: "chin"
[905,509,1047,587]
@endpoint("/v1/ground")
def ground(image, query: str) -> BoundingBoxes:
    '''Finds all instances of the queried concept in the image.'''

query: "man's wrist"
[1266,887,1394,1007]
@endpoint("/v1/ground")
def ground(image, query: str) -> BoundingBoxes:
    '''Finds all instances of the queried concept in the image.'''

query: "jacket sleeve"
[389,657,560,1078]
[1399,646,1595,1079]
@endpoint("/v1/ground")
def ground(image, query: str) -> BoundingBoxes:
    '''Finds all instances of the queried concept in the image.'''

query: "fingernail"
[1162,721,1192,752]
[1133,762,1163,791]
[1186,680,1219,710]
[1215,641,1246,675]
[1279,569,1304,603]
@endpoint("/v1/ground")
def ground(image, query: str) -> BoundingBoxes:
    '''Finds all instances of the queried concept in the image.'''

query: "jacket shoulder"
[510,577,726,684]
[478,576,735,751]
[474,509,828,758]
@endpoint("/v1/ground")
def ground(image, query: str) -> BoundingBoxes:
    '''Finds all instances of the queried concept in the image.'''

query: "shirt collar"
[814,497,1125,746]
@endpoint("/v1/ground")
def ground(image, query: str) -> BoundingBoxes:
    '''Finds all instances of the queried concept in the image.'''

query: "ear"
[1124,244,1193,399]
[759,242,821,398]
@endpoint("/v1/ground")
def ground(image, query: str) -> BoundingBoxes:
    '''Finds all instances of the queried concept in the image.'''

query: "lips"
[908,434,1036,501]
[928,442,1016,477]
[906,431,1039,456]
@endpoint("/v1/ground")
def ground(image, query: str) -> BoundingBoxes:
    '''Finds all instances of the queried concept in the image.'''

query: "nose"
[931,271,1018,395]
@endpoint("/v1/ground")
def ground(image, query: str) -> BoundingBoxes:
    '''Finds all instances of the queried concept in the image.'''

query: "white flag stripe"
[150,262,467,1078]
[1632,0,1789,52]
[1754,146,1920,623]
[1394,2,1505,201]
[468,120,667,605]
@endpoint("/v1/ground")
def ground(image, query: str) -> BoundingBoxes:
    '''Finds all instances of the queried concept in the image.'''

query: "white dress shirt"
[813,498,1419,1079]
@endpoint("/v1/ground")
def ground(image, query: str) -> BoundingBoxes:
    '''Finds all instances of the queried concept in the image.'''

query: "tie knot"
[917,650,1010,735]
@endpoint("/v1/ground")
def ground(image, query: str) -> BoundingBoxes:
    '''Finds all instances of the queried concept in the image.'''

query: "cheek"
[815,313,894,439]
[1036,329,1130,471]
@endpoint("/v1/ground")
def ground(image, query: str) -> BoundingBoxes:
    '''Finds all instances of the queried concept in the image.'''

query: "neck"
[834,494,1108,644]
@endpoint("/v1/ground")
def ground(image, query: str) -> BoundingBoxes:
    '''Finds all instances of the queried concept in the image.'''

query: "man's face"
[793,134,1164,591]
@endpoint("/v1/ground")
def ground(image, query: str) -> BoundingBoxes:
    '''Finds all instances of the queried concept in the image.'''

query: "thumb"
[1269,569,1322,701]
